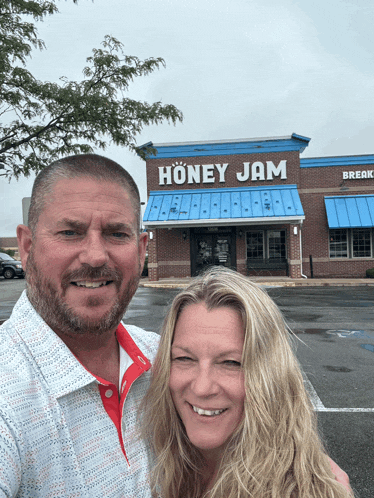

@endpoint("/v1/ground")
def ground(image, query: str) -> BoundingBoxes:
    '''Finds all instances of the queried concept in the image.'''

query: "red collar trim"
[94,323,152,465]
[116,322,151,371]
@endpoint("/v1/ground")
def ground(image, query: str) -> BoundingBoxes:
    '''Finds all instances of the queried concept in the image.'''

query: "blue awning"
[143,185,305,228]
[325,195,374,228]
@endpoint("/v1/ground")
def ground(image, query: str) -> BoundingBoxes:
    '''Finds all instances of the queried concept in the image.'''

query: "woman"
[141,267,353,498]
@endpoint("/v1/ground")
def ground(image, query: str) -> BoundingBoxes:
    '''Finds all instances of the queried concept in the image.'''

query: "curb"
[139,280,374,289]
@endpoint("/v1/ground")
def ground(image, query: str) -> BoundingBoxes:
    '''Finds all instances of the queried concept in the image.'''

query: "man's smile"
[71,280,114,288]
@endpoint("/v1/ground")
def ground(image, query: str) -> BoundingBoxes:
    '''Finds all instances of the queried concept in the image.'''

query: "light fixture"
[182,231,187,241]
[339,180,349,192]
[238,229,243,238]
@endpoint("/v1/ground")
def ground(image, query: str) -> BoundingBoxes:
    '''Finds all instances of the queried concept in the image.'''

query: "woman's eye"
[223,360,241,367]
[172,356,193,362]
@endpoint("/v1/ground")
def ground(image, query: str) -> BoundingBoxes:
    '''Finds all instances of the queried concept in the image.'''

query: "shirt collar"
[116,322,151,371]
[9,291,150,399]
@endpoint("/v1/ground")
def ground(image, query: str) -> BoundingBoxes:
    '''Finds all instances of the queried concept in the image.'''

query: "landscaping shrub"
[366,268,374,278]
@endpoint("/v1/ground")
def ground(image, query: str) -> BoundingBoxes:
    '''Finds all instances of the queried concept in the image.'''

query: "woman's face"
[169,302,245,462]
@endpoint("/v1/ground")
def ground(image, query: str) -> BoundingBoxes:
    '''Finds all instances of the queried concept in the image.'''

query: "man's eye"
[61,230,77,236]
[111,232,129,238]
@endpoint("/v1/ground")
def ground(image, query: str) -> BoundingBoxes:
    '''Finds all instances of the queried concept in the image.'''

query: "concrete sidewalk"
[139,276,374,289]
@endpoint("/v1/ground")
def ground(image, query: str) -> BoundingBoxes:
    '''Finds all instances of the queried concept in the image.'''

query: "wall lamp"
[182,231,188,241]
[238,229,243,238]
[339,180,349,192]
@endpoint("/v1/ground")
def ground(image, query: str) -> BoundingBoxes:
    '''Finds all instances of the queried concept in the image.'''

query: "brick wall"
[0,237,20,259]
[299,164,374,278]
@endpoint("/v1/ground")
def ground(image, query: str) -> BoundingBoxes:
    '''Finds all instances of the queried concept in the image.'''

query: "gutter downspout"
[299,225,307,279]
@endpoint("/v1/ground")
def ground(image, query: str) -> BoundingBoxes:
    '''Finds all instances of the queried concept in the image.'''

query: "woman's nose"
[190,366,220,397]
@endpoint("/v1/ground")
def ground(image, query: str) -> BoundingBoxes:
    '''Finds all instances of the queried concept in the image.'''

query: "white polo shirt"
[0,291,160,498]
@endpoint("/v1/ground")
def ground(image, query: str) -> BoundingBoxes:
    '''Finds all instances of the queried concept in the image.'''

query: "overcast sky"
[1,0,374,237]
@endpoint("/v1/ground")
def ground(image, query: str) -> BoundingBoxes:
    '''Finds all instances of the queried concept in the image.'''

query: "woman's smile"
[190,404,228,417]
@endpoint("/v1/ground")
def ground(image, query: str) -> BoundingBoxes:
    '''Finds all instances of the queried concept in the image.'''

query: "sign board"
[158,160,288,186]
[22,197,31,226]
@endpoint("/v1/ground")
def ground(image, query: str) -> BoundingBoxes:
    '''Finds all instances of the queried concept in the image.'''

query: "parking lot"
[1,279,373,496]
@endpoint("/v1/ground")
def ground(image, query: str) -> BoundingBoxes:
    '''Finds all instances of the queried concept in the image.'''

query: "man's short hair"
[28,154,141,233]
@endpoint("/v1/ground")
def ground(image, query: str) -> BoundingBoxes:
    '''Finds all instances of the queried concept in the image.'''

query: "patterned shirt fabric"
[0,291,160,498]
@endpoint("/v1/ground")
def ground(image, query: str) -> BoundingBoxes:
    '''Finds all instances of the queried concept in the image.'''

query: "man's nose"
[78,232,109,268]
[191,366,220,397]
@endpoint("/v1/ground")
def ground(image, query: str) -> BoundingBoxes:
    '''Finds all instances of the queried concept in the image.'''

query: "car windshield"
[0,253,15,261]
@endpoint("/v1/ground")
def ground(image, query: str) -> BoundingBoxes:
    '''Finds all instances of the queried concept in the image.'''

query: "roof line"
[302,153,374,161]
[138,133,310,149]
[144,216,305,228]
[325,194,374,199]
[149,185,299,196]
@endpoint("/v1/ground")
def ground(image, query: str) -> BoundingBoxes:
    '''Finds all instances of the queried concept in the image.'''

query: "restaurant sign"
[158,160,287,186]
[343,170,374,179]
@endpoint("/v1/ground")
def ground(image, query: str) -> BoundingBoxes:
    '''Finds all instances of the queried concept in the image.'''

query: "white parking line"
[304,378,325,409]
[317,408,374,412]
[303,378,374,412]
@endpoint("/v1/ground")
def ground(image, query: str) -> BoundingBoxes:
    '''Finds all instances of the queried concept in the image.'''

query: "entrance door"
[191,229,236,276]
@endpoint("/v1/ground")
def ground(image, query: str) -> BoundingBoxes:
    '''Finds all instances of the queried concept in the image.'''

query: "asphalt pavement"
[1,277,373,495]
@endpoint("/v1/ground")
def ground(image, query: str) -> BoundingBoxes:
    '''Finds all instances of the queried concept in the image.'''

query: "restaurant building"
[138,134,374,281]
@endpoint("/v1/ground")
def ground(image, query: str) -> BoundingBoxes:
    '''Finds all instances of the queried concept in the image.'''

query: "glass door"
[192,229,234,276]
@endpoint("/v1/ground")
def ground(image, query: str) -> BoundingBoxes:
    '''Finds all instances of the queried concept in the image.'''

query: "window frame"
[246,230,265,260]
[351,228,372,259]
[329,229,348,259]
[246,229,287,261]
[329,228,373,259]
[267,229,286,260]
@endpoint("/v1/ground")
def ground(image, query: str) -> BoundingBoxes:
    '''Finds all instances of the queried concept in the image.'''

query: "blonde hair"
[141,267,353,498]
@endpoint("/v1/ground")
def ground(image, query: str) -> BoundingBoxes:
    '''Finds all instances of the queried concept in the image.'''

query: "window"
[246,231,264,260]
[246,229,286,261]
[329,228,372,258]
[329,229,348,258]
[268,230,286,260]
[352,228,371,258]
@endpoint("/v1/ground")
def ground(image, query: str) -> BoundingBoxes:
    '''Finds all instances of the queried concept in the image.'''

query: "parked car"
[0,253,24,279]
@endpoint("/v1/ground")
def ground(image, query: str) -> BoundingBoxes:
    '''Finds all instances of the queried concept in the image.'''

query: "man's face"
[21,177,147,337]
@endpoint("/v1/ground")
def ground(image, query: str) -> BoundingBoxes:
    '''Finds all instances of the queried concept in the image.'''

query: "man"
[0,154,351,497]
[0,155,158,497]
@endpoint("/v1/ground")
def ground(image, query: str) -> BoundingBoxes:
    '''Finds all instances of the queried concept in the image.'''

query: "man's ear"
[138,231,148,268]
[17,224,33,269]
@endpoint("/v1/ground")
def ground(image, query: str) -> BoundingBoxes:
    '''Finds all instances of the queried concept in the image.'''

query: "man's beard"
[25,249,141,337]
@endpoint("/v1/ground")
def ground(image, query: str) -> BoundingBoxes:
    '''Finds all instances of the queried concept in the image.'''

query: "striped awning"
[143,185,304,228]
[325,195,374,228]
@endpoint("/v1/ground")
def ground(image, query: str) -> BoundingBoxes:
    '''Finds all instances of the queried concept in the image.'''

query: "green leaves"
[0,3,182,179]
